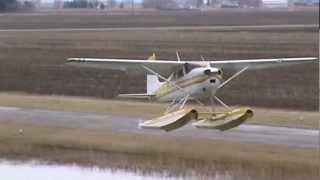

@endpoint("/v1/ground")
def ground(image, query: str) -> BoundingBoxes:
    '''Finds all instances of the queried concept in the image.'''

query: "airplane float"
[67,53,317,131]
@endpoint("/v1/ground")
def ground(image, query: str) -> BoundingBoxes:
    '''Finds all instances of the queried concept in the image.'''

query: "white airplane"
[67,53,317,131]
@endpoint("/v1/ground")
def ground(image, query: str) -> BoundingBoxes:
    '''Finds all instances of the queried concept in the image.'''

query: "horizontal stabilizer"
[118,93,154,99]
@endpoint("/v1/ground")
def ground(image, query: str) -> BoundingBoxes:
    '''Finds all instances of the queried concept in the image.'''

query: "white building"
[262,0,289,8]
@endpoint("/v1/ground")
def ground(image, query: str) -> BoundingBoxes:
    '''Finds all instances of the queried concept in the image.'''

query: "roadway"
[0,106,318,148]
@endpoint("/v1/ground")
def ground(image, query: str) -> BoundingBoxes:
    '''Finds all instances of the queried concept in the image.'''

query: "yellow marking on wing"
[147,53,156,61]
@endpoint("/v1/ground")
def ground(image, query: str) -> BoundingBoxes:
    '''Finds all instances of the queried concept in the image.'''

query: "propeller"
[199,55,246,111]
[208,66,249,111]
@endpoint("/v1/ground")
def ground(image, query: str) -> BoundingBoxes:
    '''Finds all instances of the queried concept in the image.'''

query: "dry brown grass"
[0,121,318,180]
[0,92,318,129]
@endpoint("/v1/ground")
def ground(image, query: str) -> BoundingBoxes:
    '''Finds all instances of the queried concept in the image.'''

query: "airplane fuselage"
[153,66,223,102]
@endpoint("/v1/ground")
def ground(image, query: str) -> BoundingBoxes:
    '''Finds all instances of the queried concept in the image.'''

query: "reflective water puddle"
[0,159,238,180]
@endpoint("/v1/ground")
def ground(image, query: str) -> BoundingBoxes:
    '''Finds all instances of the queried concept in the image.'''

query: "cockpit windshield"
[184,63,201,74]
[173,63,201,80]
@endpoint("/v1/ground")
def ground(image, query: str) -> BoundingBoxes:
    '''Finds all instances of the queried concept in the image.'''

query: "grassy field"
[0,28,318,110]
[0,8,318,29]
[0,93,318,129]
[0,9,318,109]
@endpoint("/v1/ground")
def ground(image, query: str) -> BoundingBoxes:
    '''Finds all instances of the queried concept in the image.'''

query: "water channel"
[0,159,238,180]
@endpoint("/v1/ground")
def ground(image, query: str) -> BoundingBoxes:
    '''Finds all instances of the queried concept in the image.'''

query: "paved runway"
[0,24,317,32]
[0,106,318,148]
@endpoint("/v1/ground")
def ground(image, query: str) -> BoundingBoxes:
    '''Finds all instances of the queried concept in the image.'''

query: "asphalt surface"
[0,106,318,148]
[0,24,317,32]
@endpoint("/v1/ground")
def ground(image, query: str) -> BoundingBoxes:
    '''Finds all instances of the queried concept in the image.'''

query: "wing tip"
[67,58,86,63]
[67,58,76,62]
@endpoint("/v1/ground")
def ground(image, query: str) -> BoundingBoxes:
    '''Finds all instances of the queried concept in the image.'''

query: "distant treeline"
[142,0,180,9]
[63,0,117,9]
[0,0,36,12]
[0,0,17,11]
[64,0,99,9]
[63,0,181,10]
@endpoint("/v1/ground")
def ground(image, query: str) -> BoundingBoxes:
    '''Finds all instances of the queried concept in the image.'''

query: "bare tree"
[142,0,156,8]
[143,0,178,9]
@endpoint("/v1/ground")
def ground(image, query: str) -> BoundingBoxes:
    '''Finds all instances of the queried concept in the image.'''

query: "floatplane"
[67,53,316,131]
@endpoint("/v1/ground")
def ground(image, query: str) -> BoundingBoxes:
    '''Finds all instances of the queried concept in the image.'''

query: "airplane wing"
[206,57,317,70]
[67,57,317,75]
[67,58,185,76]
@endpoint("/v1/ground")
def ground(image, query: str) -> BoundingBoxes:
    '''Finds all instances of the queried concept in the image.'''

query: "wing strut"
[214,96,231,110]
[218,66,249,90]
[209,66,248,112]
[164,94,190,114]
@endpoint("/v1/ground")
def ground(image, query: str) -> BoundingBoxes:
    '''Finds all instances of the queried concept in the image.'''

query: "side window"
[184,63,190,74]
[174,68,184,79]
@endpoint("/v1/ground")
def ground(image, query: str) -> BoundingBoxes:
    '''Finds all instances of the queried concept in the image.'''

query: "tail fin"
[118,75,162,98]
[147,75,162,95]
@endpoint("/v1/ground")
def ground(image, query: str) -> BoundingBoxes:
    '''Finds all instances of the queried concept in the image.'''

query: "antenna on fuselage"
[200,55,211,67]
[176,51,181,62]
